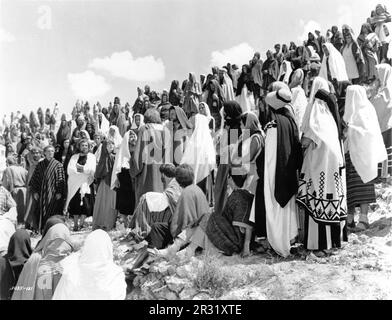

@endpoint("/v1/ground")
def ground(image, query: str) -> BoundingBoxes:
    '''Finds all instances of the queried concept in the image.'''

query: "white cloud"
[68,70,111,100]
[298,20,322,42]
[210,42,255,68]
[0,28,15,43]
[89,51,165,82]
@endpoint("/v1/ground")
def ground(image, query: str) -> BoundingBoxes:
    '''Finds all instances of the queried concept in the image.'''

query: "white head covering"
[221,69,236,101]
[107,125,122,150]
[130,113,145,130]
[319,42,349,82]
[180,113,216,183]
[52,229,126,300]
[278,60,293,84]
[372,64,392,131]
[301,76,330,135]
[344,85,387,183]
[198,102,215,132]
[111,129,136,190]
[98,112,110,136]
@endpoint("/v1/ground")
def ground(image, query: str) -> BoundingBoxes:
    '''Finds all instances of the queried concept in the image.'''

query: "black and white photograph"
[0,0,392,304]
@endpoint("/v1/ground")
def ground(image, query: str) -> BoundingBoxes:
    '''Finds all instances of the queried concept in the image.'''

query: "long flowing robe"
[180,114,216,184]
[344,85,387,182]
[297,79,347,251]
[130,123,164,204]
[29,158,66,232]
[319,43,349,82]
[56,122,72,148]
[93,141,117,230]
[170,184,209,238]
[183,73,202,118]
[64,153,96,213]
[2,165,28,223]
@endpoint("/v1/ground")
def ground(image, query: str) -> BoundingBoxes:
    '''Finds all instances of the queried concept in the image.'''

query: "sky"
[0,0,384,117]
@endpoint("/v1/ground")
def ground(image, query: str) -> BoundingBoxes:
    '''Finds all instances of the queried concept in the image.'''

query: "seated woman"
[129,164,182,249]
[151,164,210,258]
[52,229,126,300]
[12,217,74,300]
[0,229,32,300]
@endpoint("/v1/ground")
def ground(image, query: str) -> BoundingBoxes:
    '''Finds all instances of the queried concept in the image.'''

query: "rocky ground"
[31,183,392,300]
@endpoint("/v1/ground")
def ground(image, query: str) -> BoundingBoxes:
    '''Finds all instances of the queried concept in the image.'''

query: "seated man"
[0,179,17,254]
[151,164,210,256]
[128,164,182,249]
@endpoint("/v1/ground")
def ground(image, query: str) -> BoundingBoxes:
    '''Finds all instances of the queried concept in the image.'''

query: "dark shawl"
[206,79,225,114]
[207,189,253,255]
[261,57,280,90]
[56,122,71,147]
[236,65,254,96]
[0,230,32,300]
[29,158,66,232]
[95,140,115,185]
[214,101,243,216]
[169,80,182,106]
[271,107,303,207]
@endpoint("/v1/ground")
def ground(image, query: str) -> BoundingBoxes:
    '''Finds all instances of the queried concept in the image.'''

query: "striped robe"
[29,158,66,231]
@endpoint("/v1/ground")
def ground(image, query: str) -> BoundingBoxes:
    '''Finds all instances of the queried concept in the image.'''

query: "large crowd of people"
[1,3,392,300]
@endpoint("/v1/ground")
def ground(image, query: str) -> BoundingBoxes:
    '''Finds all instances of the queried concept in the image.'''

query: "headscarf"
[4,229,32,272]
[223,101,243,129]
[180,113,216,184]
[11,223,73,300]
[344,85,387,182]
[371,64,392,132]
[319,42,349,82]
[97,112,110,136]
[198,102,215,132]
[111,130,136,190]
[169,80,181,106]
[107,125,122,150]
[130,113,145,130]
[220,68,236,101]
[170,106,193,129]
[52,230,126,300]
[301,76,330,135]
[277,60,293,84]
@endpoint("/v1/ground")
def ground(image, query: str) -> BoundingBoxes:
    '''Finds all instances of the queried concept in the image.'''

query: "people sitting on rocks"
[129,163,182,249]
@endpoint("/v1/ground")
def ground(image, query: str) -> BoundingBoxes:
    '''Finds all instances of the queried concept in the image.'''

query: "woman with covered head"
[166,106,193,166]
[111,130,137,225]
[158,90,172,121]
[168,80,182,107]
[12,218,74,300]
[206,79,225,131]
[130,113,145,136]
[344,85,387,230]
[92,139,118,231]
[236,64,256,113]
[64,139,96,232]
[180,112,216,200]
[56,114,72,148]
[214,100,243,217]
[52,229,126,300]
[370,63,392,178]
[261,50,280,95]
[341,25,365,84]
[109,103,127,137]
[319,42,349,92]
[357,23,380,83]
[297,77,347,256]
[219,68,236,102]
[277,60,293,85]
[259,87,302,257]
[0,229,32,300]
[130,109,165,205]
[369,4,391,63]
[183,72,202,118]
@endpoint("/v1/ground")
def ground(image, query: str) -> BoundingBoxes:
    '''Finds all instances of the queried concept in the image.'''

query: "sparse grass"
[193,255,230,298]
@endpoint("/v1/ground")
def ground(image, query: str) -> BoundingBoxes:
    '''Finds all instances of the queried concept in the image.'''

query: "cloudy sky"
[0,0,383,116]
